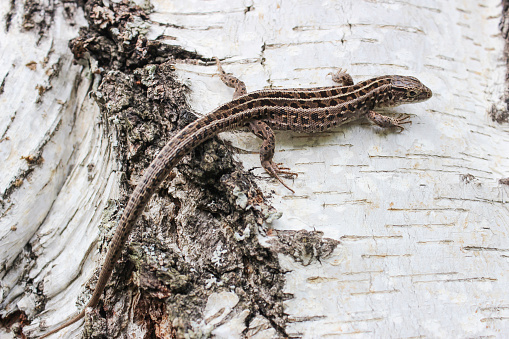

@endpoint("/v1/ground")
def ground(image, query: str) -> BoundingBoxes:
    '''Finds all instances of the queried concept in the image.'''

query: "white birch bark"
[1,0,508,338]
[150,0,509,337]
[0,1,118,338]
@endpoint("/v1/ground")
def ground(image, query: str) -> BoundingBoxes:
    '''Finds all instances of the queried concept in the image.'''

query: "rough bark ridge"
[19,0,340,337]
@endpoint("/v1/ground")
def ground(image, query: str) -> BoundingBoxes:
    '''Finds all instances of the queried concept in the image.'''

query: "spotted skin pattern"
[39,59,432,338]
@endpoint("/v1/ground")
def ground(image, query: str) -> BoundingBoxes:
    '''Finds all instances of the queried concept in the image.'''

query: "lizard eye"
[408,90,418,97]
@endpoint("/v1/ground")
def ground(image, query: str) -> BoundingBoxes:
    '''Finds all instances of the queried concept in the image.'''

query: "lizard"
[38,58,432,338]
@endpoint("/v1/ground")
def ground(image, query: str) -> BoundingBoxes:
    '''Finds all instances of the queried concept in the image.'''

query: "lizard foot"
[367,111,413,133]
[391,113,413,132]
[262,161,298,193]
[273,163,299,175]
[327,68,354,86]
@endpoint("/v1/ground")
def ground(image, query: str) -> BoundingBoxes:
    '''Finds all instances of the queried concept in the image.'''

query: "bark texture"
[1,0,509,338]
[0,1,337,338]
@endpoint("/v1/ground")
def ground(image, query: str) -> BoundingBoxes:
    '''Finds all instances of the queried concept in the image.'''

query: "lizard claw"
[327,68,347,76]
[274,163,297,174]
[393,114,412,132]
[262,161,298,193]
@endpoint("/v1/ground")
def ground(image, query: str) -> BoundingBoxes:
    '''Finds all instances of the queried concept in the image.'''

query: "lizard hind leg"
[214,57,247,99]
[249,121,298,193]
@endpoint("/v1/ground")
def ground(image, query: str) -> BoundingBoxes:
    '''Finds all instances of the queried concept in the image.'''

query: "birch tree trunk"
[1,0,508,338]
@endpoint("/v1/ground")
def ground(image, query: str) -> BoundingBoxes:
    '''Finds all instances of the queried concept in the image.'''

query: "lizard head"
[390,76,432,105]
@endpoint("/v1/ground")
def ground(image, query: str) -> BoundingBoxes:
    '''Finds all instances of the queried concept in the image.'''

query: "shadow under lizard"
[38,58,432,338]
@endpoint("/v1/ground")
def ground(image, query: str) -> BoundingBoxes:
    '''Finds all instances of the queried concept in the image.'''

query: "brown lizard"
[38,58,432,338]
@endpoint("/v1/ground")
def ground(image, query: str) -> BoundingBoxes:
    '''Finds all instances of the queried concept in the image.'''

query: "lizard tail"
[37,108,260,338]
[38,309,85,338]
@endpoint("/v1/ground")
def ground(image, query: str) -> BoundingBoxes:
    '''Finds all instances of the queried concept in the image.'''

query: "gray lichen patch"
[268,230,341,266]
[128,242,192,296]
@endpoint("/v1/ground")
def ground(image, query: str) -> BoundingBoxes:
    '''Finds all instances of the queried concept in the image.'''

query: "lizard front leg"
[329,68,354,86]
[367,111,412,132]
[249,120,298,193]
